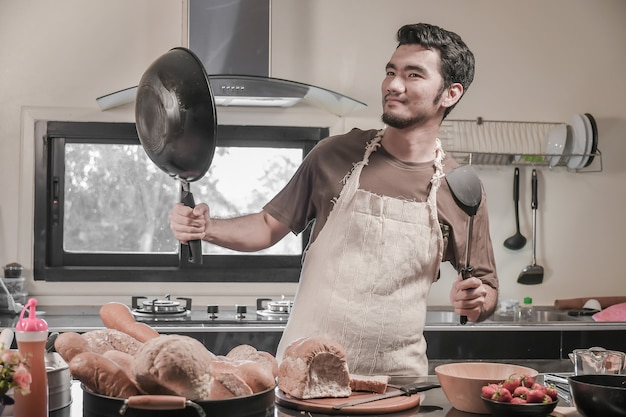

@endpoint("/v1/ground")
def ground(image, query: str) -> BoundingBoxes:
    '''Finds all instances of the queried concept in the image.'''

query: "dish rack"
[439,118,602,172]
[543,373,572,406]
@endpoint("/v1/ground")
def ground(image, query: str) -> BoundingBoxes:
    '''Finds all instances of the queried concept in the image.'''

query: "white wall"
[1,0,625,308]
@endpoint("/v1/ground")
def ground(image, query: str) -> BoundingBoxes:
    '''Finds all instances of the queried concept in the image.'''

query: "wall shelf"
[440,118,602,172]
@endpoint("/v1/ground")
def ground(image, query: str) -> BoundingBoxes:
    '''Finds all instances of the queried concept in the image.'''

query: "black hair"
[396,23,475,118]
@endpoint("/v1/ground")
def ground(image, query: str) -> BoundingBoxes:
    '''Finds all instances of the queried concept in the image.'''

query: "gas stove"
[130,295,292,325]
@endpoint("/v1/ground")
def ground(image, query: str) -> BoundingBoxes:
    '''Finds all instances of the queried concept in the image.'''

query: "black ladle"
[503,167,527,250]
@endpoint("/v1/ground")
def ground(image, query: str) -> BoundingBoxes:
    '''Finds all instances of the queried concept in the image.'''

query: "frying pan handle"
[180,188,203,265]
[123,395,206,416]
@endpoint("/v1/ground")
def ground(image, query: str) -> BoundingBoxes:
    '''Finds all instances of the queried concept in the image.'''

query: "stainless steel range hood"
[97,0,365,116]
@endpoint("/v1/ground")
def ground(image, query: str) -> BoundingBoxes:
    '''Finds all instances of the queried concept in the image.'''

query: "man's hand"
[450,275,497,322]
[169,203,210,243]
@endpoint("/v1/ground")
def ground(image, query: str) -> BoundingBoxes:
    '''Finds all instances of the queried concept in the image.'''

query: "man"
[170,23,498,376]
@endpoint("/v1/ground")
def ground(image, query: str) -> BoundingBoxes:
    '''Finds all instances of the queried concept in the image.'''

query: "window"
[33,121,328,282]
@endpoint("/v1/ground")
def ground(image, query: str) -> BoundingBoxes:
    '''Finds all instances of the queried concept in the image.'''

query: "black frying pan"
[135,47,217,264]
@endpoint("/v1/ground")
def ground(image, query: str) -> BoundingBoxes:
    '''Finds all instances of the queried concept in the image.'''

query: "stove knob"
[236,305,247,319]
[207,305,219,319]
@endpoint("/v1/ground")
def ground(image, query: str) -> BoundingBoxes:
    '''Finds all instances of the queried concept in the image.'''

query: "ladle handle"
[531,169,538,210]
[180,187,203,265]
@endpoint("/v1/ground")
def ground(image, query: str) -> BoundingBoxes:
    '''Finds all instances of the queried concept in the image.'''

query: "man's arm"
[169,203,291,252]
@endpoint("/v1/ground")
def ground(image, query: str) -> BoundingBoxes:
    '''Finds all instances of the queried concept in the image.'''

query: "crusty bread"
[69,351,141,398]
[227,344,279,377]
[349,374,390,394]
[210,356,275,394]
[99,302,160,342]
[55,331,93,362]
[133,334,216,400]
[82,329,144,355]
[277,336,351,399]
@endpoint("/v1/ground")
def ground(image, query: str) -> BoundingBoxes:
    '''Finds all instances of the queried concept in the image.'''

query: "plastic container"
[520,296,534,321]
[13,298,49,417]
[2,276,25,293]
[3,262,23,278]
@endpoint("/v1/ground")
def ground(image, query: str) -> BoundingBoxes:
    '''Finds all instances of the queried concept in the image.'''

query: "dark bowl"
[569,374,626,417]
[481,397,558,417]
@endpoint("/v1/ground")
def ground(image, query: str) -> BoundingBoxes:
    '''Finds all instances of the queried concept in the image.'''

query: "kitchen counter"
[56,376,583,417]
[2,305,625,333]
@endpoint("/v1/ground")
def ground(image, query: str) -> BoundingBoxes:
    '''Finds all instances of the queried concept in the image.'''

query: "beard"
[381,111,425,129]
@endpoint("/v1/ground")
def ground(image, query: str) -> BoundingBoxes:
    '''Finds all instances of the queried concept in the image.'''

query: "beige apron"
[277,130,445,376]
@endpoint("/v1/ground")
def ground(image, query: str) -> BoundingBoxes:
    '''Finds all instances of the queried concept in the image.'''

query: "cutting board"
[554,296,626,310]
[275,387,421,415]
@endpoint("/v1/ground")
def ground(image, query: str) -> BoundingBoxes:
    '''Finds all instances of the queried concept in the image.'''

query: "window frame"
[33,121,327,282]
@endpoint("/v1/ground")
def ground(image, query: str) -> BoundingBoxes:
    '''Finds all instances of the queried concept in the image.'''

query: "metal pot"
[569,374,626,417]
[46,352,72,412]
[82,385,275,417]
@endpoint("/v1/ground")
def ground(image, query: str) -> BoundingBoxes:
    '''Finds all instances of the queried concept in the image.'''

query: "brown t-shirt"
[264,128,498,288]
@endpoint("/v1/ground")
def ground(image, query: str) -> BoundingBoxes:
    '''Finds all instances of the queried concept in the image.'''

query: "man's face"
[381,44,448,129]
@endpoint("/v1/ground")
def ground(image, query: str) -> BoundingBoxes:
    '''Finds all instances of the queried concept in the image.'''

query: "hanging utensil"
[445,165,483,325]
[135,47,218,264]
[503,167,527,250]
[518,169,544,284]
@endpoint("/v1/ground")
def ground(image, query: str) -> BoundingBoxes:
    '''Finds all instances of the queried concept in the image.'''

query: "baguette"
[54,331,93,362]
[99,302,160,342]
[69,351,141,398]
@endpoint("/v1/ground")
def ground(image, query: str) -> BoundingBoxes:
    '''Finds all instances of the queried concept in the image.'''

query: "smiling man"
[169,23,498,376]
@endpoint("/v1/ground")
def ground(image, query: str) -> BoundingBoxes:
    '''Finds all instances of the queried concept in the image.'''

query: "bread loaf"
[349,374,390,394]
[133,334,216,400]
[55,332,93,362]
[83,329,144,355]
[99,302,160,342]
[227,344,279,377]
[277,336,351,399]
[210,356,275,394]
[69,351,141,398]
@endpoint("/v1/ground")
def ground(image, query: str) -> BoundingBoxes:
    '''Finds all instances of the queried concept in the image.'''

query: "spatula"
[518,169,544,284]
[445,165,483,324]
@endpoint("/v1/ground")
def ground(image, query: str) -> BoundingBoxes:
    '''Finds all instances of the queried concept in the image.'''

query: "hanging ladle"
[503,167,527,250]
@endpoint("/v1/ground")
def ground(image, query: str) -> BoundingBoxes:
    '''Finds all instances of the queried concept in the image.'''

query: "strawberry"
[513,385,530,399]
[542,384,558,401]
[511,396,527,404]
[501,375,521,393]
[531,382,544,391]
[526,389,546,403]
[481,384,498,399]
[520,374,535,388]
[491,386,513,403]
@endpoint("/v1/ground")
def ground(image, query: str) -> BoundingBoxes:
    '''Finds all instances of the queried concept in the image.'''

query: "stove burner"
[256,297,293,317]
[131,295,192,318]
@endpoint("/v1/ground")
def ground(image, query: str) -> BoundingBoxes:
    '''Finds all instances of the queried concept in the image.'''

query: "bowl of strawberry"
[481,374,559,417]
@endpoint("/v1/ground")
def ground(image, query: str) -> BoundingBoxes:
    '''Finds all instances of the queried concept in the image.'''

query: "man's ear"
[442,83,464,109]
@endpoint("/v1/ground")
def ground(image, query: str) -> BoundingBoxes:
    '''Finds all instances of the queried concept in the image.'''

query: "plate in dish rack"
[544,124,568,167]
[566,114,589,169]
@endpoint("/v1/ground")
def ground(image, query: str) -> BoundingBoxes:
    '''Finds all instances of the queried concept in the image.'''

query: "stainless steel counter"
[3,305,624,333]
